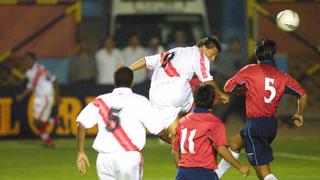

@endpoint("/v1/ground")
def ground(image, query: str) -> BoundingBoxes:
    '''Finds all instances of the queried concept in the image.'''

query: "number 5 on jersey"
[180,128,197,153]
[264,77,276,103]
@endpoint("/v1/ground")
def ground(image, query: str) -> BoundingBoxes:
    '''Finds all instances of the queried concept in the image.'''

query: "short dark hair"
[255,39,276,61]
[196,36,221,52]
[114,67,133,88]
[24,52,36,61]
[194,84,215,109]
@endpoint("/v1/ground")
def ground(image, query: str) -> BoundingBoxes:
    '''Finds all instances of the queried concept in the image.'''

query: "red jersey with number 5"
[224,64,305,118]
[172,110,227,170]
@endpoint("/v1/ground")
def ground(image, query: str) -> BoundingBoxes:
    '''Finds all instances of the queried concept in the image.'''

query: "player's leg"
[96,153,116,180]
[34,95,54,147]
[115,151,142,180]
[254,164,278,180]
[216,132,245,178]
[244,117,278,179]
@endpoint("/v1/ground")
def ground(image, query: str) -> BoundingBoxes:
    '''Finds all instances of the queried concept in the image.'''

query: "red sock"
[39,121,52,144]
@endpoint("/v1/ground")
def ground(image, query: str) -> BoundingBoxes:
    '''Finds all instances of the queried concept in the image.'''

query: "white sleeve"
[193,53,213,82]
[26,70,34,89]
[76,103,100,128]
[145,54,161,69]
[140,99,165,135]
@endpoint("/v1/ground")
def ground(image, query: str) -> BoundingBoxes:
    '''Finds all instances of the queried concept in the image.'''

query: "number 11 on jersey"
[180,128,196,154]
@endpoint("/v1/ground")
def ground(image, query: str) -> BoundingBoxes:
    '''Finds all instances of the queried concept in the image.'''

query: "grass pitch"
[0,136,319,180]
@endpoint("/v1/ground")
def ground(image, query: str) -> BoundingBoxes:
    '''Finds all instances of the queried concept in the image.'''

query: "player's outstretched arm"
[293,94,307,127]
[216,146,250,177]
[157,130,171,144]
[129,58,146,71]
[206,80,229,104]
[76,123,90,175]
[172,150,180,168]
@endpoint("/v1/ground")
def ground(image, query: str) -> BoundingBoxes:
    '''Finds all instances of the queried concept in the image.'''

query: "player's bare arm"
[157,129,171,144]
[16,88,32,101]
[172,150,180,168]
[206,80,229,104]
[216,145,250,176]
[293,94,307,127]
[76,123,90,175]
[129,57,146,71]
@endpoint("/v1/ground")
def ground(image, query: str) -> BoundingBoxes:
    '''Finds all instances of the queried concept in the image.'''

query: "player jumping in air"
[76,67,170,180]
[215,39,307,180]
[172,84,250,180]
[16,52,61,148]
[129,36,229,139]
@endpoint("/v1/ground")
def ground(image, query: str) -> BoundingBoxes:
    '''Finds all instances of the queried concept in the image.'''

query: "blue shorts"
[240,117,277,166]
[176,167,219,180]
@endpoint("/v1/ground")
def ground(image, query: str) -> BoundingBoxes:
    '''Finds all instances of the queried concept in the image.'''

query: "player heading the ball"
[129,36,229,139]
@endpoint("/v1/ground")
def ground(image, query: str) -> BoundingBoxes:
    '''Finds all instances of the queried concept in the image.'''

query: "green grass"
[0,138,320,180]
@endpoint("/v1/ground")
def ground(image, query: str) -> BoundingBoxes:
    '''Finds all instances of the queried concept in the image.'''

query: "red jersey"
[224,64,305,118]
[172,109,227,170]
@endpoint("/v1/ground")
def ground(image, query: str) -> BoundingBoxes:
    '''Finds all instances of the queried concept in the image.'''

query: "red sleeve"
[172,123,181,152]
[285,74,305,97]
[209,123,227,148]
[224,66,248,93]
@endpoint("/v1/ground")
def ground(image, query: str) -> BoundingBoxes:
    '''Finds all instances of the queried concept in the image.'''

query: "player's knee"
[263,174,278,180]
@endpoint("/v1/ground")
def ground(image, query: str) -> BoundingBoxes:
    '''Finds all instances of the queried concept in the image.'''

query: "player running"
[172,84,250,180]
[76,67,170,180]
[129,36,229,138]
[215,39,307,180]
[16,52,60,148]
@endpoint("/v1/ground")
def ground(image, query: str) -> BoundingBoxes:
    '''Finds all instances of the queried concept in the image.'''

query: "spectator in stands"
[95,36,123,85]
[167,30,188,49]
[69,46,97,85]
[147,37,164,55]
[123,35,148,84]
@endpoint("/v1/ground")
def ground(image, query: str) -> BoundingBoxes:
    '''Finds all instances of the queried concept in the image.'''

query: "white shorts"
[33,95,53,121]
[149,79,193,128]
[96,151,143,180]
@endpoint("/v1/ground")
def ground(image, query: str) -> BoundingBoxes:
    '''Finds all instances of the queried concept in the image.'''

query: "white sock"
[264,174,278,180]
[215,148,240,178]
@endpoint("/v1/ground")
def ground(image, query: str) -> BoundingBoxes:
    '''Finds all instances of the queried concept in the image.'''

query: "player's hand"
[77,152,90,175]
[220,93,230,104]
[292,114,304,127]
[239,165,250,177]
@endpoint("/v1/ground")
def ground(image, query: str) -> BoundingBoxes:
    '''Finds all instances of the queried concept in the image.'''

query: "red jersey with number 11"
[172,109,227,170]
[224,64,305,118]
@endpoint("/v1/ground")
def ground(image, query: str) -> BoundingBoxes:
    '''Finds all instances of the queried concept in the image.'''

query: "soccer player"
[76,67,170,180]
[16,52,60,148]
[172,84,250,180]
[216,39,307,180]
[129,36,229,138]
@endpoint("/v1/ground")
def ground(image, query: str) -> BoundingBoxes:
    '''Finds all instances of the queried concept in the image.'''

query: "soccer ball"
[276,9,300,32]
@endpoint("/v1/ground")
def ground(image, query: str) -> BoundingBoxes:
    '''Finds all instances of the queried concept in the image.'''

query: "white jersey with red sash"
[76,87,164,153]
[77,87,165,180]
[144,46,213,127]
[26,63,55,97]
[26,63,56,121]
